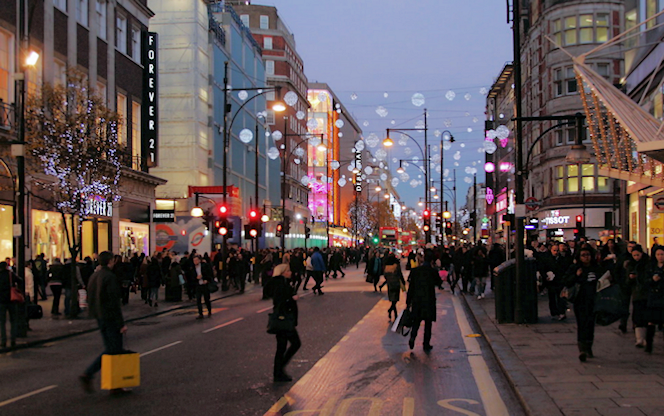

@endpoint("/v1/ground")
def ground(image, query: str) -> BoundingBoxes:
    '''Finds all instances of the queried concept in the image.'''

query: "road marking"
[140,341,182,357]
[330,345,340,353]
[0,385,58,408]
[349,327,358,332]
[341,335,350,342]
[202,317,244,334]
[256,306,273,314]
[452,296,510,416]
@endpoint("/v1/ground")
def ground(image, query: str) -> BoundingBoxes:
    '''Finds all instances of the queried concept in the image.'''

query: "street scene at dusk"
[2,0,664,415]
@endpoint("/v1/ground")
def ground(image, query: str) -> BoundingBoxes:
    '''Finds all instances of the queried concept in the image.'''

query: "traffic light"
[247,208,262,239]
[372,236,379,244]
[422,209,431,231]
[575,215,584,238]
[283,216,291,234]
[445,222,453,235]
[218,220,229,236]
[576,215,583,229]
[433,213,442,229]
[276,223,283,237]
[305,226,311,238]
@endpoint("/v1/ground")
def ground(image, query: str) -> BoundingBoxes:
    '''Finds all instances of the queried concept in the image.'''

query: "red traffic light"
[423,210,430,217]
[219,205,228,215]
[276,224,283,231]
[219,227,228,235]
[576,215,583,222]
[249,229,258,238]
[423,225,430,232]
[249,209,258,219]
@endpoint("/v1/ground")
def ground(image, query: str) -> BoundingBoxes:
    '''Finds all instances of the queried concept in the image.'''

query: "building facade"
[0,0,166,262]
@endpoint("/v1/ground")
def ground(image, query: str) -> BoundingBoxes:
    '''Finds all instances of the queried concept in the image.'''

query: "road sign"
[525,197,540,211]
[655,197,664,212]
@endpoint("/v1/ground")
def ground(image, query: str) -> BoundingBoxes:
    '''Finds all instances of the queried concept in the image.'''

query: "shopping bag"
[78,289,88,310]
[594,284,628,326]
[101,352,141,390]
[391,309,413,336]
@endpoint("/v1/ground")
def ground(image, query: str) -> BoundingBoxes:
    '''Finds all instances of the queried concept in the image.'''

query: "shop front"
[628,188,664,251]
[538,207,611,241]
[118,201,151,258]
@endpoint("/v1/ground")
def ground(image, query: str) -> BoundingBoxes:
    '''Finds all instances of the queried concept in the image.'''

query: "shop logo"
[86,197,112,217]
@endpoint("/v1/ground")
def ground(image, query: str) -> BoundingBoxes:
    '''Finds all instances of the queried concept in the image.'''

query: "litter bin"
[521,257,539,324]
[494,259,516,324]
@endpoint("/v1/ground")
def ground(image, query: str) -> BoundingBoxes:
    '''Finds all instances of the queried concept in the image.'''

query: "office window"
[555,166,565,195]
[76,0,88,26]
[596,13,609,42]
[266,60,274,75]
[54,0,67,12]
[263,36,272,50]
[625,9,638,48]
[117,93,127,145]
[566,67,577,94]
[579,14,593,43]
[96,0,106,40]
[260,15,269,29]
[0,30,11,103]
[581,164,595,191]
[598,177,610,192]
[554,68,563,97]
[240,14,249,27]
[131,27,141,62]
[567,165,579,193]
[564,16,577,45]
[131,101,141,170]
[596,63,610,78]
[116,14,127,53]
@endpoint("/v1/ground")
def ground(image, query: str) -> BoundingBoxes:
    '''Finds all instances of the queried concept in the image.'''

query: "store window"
[119,221,149,257]
[568,165,579,193]
[96,0,106,40]
[32,210,69,263]
[0,205,12,263]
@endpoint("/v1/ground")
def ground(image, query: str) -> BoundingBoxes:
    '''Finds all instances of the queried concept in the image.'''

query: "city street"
[0,268,523,416]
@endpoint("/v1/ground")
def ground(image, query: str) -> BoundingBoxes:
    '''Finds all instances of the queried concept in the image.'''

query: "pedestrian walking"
[146,255,162,307]
[406,251,442,351]
[165,256,183,302]
[645,247,664,353]
[268,270,300,382]
[626,245,651,348]
[310,247,326,295]
[79,251,128,394]
[34,253,48,300]
[187,255,213,319]
[302,250,313,291]
[0,262,18,349]
[48,258,64,316]
[383,253,405,321]
[471,247,490,299]
[538,243,570,320]
[564,246,604,362]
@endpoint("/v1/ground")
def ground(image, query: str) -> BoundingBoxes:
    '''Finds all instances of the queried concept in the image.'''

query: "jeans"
[547,284,566,316]
[274,330,301,376]
[473,276,487,296]
[50,284,62,314]
[149,287,159,303]
[196,284,211,316]
[410,319,433,347]
[0,302,17,346]
[84,319,124,378]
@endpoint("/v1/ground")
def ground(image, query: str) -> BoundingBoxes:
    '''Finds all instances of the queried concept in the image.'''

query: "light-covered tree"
[346,198,377,239]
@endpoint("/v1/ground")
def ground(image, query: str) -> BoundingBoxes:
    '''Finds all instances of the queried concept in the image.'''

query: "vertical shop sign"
[143,32,158,167]
[354,146,362,192]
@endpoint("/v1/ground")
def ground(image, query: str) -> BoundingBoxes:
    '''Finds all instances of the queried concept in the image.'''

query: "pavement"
[463,284,664,416]
[1,280,259,353]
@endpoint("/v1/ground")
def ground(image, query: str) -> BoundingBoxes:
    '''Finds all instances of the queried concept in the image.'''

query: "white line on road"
[256,306,273,314]
[202,317,244,334]
[140,341,183,357]
[452,296,510,416]
[0,385,58,408]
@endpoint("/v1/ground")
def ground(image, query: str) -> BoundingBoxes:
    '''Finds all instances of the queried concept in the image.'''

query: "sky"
[262,0,514,211]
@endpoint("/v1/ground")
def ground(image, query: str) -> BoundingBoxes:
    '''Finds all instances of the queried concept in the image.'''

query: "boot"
[635,327,647,348]
[645,325,656,353]
[578,342,587,362]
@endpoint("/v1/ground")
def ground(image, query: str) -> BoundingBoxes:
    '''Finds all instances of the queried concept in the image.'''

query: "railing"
[208,2,263,54]
[0,100,15,132]
[117,147,145,172]
[209,13,226,46]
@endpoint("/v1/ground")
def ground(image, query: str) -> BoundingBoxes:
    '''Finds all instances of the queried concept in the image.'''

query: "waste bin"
[521,257,539,324]
[494,259,516,324]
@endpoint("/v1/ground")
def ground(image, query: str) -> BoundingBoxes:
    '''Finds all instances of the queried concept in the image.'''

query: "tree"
[374,200,397,230]
[346,198,377,240]
[25,70,122,316]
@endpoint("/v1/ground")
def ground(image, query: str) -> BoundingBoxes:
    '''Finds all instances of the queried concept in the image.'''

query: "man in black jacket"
[79,251,126,393]
[538,244,570,320]
[407,250,443,351]
[187,255,214,319]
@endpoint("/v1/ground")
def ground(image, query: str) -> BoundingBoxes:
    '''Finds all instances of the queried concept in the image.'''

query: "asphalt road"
[0,268,525,416]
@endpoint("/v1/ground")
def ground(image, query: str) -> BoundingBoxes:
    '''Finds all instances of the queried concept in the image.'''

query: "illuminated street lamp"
[191,206,204,217]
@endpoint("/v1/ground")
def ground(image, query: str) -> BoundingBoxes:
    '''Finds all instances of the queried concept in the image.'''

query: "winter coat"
[406,263,442,322]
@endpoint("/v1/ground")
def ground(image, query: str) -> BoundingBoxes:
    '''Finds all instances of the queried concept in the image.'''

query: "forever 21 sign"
[142,32,158,167]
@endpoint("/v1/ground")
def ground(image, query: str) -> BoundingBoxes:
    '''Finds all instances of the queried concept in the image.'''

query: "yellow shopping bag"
[101,353,141,390]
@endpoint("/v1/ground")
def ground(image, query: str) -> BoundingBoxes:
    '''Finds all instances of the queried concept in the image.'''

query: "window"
[596,14,609,42]
[554,68,563,97]
[566,127,576,144]
[266,60,274,75]
[598,177,610,192]
[76,0,88,26]
[117,93,127,145]
[555,129,564,146]
[54,0,67,12]
[96,0,106,40]
[131,27,141,62]
[552,19,562,46]
[566,68,577,94]
[260,15,269,29]
[54,59,66,86]
[131,101,141,170]
[564,16,577,45]
[240,14,249,27]
[579,14,593,43]
[26,48,43,94]
[625,9,638,48]
[596,63,610,78]
[567,165,579,193]
[555,166,565,195]
[266,110,275,125]
[116,14,127,54]
[647,0,659,29]
[0,30,11,103]
[581,164,595,191]
[265,91,275,101]
[263,36,272,50]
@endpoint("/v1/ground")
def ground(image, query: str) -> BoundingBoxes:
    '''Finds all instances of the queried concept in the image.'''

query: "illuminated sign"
[354,145,362,192]
[143,32,158,168]
[86,196,113,217]
[542,210,570,226]
[486,187,494,204]
[496,193,508,212]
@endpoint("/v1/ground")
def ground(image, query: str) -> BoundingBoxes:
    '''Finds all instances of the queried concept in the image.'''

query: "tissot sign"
[542,210,571,226]
[143,32,158,168]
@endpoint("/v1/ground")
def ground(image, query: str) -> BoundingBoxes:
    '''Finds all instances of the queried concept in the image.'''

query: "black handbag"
[266,312,295,334]
[561,283,580,303]
[208,281,219,293]
[27,303,43,320]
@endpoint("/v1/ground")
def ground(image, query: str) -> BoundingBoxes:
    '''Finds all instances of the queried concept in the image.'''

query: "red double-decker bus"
[379,227,400,246]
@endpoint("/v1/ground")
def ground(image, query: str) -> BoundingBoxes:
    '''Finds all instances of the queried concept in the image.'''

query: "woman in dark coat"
[146,256,163,307]
[268,272,300,382]
[383,253,406,321]
[564,246,605,362]
[626,245,651,348]
[645,247,664,353]
[406,251,443,351]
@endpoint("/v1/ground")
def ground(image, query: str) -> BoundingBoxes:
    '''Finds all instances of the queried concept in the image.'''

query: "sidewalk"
[463,288,664,416]
[1,282,259,353]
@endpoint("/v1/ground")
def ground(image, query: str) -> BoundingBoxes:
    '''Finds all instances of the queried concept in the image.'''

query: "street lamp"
[190,206,204,217]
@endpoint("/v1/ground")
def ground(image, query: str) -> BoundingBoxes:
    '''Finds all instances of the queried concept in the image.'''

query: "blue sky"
[264,0,514,210]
